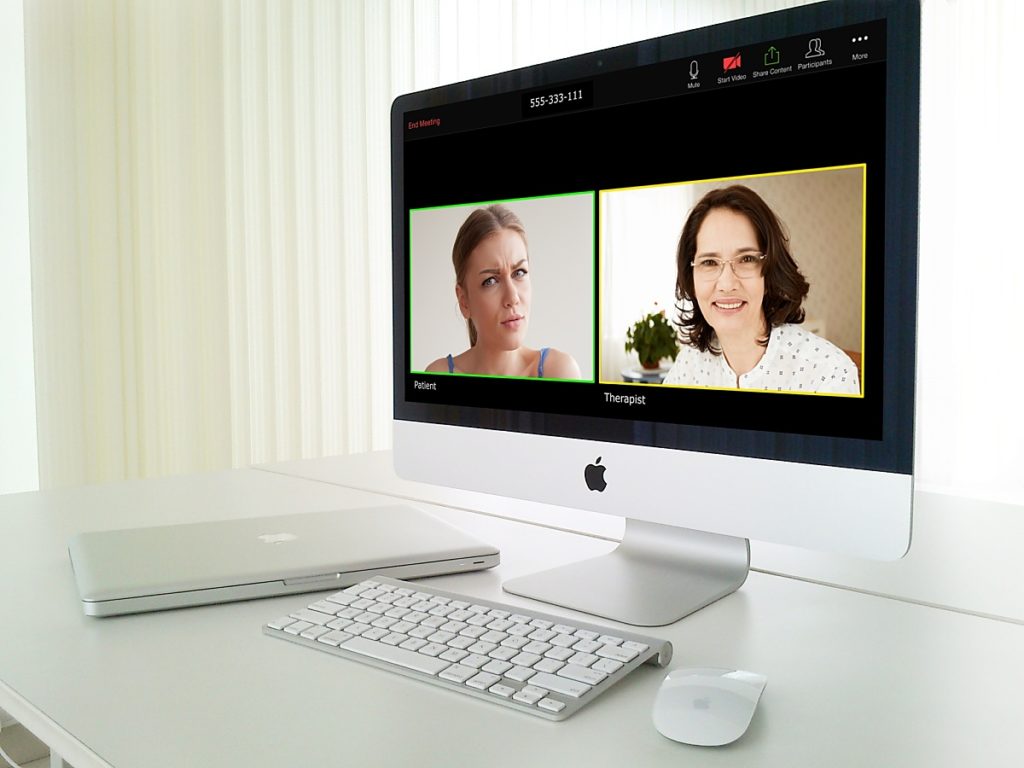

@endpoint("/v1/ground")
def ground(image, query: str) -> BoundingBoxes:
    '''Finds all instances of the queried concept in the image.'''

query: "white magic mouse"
[652,667,767,747]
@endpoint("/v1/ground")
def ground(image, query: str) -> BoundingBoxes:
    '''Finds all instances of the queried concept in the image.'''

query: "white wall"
[0,0,39,495]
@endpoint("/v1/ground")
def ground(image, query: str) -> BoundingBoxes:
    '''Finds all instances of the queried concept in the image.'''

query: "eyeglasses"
[690,252,766,281]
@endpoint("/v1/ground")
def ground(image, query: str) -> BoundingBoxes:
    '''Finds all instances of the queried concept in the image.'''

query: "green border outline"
[408,190,597,383]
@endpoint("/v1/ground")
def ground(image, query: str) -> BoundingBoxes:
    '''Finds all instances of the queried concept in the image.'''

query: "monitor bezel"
[391,0,919,479]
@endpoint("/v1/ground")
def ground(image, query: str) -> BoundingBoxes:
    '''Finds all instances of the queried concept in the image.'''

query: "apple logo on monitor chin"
[584,457,608,492]
[257,532,298,545]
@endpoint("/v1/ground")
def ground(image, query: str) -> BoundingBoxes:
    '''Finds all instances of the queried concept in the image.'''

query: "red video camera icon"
[722,53,742,71]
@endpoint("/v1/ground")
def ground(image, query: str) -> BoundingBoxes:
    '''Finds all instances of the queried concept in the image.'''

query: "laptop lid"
[68,505,500,616]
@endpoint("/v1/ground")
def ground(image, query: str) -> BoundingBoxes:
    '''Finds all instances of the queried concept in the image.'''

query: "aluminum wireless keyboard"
[264,575,673,720]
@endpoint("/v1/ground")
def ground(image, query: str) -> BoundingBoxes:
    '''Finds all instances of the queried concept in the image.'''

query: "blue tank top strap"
[447,354,454,373]
[538,347,550,378]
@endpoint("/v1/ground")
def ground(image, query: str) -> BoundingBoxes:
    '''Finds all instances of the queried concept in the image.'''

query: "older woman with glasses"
[663,185,859,394]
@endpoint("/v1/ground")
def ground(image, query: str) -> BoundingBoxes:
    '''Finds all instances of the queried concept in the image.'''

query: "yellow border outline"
[597,164,867,399]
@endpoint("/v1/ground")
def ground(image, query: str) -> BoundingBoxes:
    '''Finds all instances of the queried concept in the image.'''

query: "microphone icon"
[689,60,699,80]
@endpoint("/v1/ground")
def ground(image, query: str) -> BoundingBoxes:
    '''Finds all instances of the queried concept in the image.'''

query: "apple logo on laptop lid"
[257,532,298,545]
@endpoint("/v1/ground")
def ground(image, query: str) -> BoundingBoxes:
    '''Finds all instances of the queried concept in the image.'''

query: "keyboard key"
[592,658,624,675]
[506,666,537,683]
[266,616,295,630]
[489,683,516,698]
[598,635,623,646]
[439,648,469,663]
[596,645,639,663]
[534,658,565,674]
[418,643,448,657]
[325,592,357,606]
[513,685,548,705]
[289,609,331,626]
[439,664,477,684]
[283,620,313,635]
[466,672,502,690]
[528,672,592,699]
[568,652,599,668]
[572,639,601,654]
[399,638,428,651]
[487,646,519,662]
[545,646,574,662]
[552,624,577,635]
[316,630,352,647]
[558,664,607,686]
[481,660,513,675]
[339,636,450,676]
[309,600,341,615]
[460,653,491,669]
[510,652,542,667]
[300,625,331,640]
[538,698,566,713]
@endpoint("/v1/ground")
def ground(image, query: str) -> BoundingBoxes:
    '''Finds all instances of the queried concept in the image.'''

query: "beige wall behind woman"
[411,194,595,379]
[728,167,864,353]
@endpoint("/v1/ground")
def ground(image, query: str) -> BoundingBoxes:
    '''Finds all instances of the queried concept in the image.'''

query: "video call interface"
[400,20,888,444]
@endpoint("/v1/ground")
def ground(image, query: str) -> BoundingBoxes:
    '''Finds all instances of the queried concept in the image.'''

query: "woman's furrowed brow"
[478,259,527,275]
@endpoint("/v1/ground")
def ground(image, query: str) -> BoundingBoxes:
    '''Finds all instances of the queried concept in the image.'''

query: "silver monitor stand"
[502,519,750,627]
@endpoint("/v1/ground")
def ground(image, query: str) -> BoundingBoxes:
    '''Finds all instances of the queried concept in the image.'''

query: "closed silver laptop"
[68,505,500,617]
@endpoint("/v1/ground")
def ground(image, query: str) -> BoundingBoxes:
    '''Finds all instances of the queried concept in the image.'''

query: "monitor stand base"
[502,519,749,627]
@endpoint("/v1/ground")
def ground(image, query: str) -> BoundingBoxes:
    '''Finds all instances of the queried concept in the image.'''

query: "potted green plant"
[625,308,680,369]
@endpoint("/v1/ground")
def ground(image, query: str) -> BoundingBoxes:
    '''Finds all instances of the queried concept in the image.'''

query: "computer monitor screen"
[392,0,919,626]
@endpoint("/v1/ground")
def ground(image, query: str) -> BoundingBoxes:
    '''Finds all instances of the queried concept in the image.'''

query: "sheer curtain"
[22,0,1024,505]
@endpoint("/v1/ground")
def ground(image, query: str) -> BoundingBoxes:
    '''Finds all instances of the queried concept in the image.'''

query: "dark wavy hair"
[452,204,527,347]
[675,185,810,353]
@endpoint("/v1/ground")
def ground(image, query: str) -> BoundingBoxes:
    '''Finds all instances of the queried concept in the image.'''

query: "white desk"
[1,460,1022,767]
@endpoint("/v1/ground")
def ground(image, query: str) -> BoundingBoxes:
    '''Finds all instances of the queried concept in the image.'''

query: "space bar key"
[339,636,451,676]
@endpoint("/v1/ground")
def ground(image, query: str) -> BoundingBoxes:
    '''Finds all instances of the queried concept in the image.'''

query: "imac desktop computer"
[392,0,920,627]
